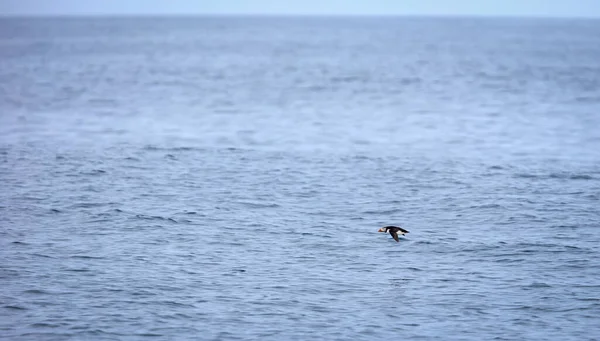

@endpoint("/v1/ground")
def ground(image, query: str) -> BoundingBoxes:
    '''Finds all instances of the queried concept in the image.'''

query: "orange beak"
[377,228,386,232]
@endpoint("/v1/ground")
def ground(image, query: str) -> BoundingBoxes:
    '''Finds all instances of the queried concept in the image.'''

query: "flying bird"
[378,226,409,242]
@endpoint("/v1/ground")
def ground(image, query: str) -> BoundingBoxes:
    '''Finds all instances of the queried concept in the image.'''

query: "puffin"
[378,226,409,242]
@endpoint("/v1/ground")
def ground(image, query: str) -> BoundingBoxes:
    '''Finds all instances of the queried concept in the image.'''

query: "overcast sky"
[1,0,600,18]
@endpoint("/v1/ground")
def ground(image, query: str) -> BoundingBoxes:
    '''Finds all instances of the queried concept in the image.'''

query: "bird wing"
[397,227,409,234]
[384,225,409,234]
[390,230,400,242]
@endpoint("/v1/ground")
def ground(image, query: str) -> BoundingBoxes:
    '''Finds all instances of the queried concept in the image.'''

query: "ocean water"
[1,16,600,340]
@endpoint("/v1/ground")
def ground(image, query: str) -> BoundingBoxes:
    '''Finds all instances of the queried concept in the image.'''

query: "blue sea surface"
[1,16,600,340]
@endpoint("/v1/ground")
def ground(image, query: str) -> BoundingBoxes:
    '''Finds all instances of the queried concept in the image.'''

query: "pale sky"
[1,0,600,18]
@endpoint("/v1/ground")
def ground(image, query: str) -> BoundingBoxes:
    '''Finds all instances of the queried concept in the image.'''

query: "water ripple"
[2,16,600,341]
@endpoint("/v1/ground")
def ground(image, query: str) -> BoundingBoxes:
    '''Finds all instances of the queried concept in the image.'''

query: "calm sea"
[1,16,600,340]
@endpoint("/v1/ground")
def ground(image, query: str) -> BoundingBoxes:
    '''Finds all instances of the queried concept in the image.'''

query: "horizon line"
[1,13,599,20]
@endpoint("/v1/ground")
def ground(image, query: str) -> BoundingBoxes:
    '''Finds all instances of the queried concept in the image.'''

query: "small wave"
[526,282,552,288]
[347,155,372,161]
[550,173,593,180]
[514,242,561,248]
[31,323,61,328]
[19,196,46,201]
[515,172,594,180]
[143,145,203,152]
[514,173,540,179]
[170,146,200,151]
[29,253,54,258]
[576,297,600,302]
[134,214,179,223]
[23,289,48,295]
[306,210,336,216]
[69,255,104,259]
[4,305,27,310]
[154,300,196,308]
[495,258,525,263]
[238,202,280,209]
[69,202,110,209]
[330,75,363,83]
[86,218,112,223]
[470,203,504,209]
[572,284,600,289]
[363,208,403,215]
[80,169,107,176]
[570,174,594,180]
[64,268,91,272]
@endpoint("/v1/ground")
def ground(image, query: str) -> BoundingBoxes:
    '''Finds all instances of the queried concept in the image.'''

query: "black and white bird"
[377,226,409,242]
